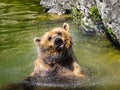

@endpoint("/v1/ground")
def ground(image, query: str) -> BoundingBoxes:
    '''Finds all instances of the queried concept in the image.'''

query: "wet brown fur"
[31,23,84,77]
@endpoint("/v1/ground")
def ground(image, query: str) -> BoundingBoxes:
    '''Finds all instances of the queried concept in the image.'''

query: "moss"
[71,7,83,26]
[107,27,120,47]
[107,27,116,40]
[90,6,101,21]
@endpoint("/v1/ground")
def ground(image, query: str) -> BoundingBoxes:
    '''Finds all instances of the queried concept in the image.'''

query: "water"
[0,0,120,90]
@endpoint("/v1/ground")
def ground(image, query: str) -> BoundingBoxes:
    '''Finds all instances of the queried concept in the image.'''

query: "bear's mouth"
[56,43,64,51]
[57,44,64,48]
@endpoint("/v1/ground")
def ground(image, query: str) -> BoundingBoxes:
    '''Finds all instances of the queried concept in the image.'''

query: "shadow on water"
[0,0,120,90]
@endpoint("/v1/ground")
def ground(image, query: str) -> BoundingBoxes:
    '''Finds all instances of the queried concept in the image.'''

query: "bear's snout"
[55,38,63,46]
[54,38,64,50]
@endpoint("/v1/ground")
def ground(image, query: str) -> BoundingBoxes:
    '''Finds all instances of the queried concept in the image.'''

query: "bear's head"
[34,23,72,53]
[34,23,73,64]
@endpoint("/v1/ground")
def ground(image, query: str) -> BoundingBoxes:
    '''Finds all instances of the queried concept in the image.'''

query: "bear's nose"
[55,38,63,45]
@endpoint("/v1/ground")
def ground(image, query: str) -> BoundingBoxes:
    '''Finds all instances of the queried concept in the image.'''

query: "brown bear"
[31,23,84,78]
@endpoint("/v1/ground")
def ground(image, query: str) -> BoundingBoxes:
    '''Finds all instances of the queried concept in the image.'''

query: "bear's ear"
[34,37,41,44]
[63,23,69,31]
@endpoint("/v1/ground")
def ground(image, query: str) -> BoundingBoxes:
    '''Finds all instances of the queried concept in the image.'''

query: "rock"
[96,0,120,46]
[40,0,71,15]
[72,0,105,36]
[40,0,120,46]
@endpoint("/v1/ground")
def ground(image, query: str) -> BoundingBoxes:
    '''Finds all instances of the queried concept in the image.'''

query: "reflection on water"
[0,0,120,90]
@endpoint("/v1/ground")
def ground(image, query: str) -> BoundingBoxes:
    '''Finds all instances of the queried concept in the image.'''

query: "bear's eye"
[57,32,62,36]
[48,36,52,41]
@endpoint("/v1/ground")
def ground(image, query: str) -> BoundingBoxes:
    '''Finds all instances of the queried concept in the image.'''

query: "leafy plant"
[108,27,116,40]
[72,7,83,26]
[90,6,101,21]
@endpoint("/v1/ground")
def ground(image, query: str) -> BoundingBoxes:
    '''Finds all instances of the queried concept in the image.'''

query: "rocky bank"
[40,0,120,46]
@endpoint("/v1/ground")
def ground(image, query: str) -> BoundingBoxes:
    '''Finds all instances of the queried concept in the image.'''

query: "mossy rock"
[90,6,101,21]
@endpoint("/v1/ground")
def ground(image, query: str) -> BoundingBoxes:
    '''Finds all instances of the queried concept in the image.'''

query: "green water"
[0,0,120,90]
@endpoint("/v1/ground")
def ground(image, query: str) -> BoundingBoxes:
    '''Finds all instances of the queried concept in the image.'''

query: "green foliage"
[108,28,113,35]
[72,7,83,26]
[108,27,116,40]
[90,6,101,21]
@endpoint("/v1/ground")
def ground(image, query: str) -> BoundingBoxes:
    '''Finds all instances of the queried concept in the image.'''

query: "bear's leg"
[30,60,41,77]
[72,61,85,77]
[31,59,53,77]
